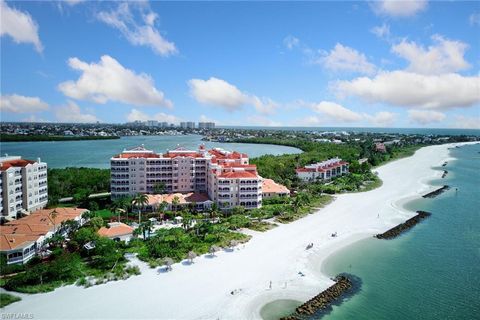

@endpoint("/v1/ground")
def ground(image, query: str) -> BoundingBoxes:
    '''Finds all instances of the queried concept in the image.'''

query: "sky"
[0,0,479,128]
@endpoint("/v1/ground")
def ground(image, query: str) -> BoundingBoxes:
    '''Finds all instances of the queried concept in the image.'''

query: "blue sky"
[1,0,479,128]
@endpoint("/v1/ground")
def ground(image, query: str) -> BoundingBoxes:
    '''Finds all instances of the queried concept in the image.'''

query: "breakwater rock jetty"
[422,185,450,198]
[375,211,432,240]
[442,170,448,178]
[442,161,448,167]
[280,275,353,320]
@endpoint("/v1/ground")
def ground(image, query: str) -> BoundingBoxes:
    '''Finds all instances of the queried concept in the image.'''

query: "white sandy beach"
[2,143,467,320]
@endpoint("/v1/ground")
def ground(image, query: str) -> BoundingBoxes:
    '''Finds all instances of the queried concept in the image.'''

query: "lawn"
[0,293,21,308]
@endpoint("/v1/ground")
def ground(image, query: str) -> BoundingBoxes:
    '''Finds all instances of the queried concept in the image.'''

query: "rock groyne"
[375,211,432,240]
[280,275,353,320]
[441,170,448,179]
[422,185,449,198]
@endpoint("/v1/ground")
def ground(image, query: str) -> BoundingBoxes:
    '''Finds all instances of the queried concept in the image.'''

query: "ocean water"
[319,143,480,320]
[0,135,300,168]
[221,126,480,136]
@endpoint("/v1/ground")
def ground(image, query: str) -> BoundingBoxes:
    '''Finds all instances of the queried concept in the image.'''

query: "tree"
[49,209,58,233]
[171,196,180,212]
[209,203,220,222]
[89,217,104,230]
[132,193,149,224]
[153,182,166,194]
[157,201,168,221]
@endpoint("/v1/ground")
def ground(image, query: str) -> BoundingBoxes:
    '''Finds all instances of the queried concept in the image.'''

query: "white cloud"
[295,115,324,126]
[391,35,470,74]
[247,115,282,127]
[21,115,49,123]
[63,0,85,5]
[58,55,172,108]
[126,108,180,124]
[97,2,177,56]
[0,94,49,113]
[371,23,391,39]
[0,0,43,52]
[372,0,428,17]
[364,111,398,127]
[199,114,216,123]
[283,35,300,50]
[55,101,99,123]
[188,77,278,114]
[311,101,363,122]
[314,44,376,75]
[452,115,480,129]
[408,109,446,125]
[334,71,480,110]
[469,12,480,26]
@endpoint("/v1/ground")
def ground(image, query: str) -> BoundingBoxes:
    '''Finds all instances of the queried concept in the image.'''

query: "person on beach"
[269,281,272,289]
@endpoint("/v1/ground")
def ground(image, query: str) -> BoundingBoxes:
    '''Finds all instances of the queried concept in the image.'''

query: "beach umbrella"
[209,245,220,257]
[163,257,174,271]
[187,251,197,263]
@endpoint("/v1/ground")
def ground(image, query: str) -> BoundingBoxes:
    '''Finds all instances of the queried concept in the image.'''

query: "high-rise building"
[180,122,195,129]
[110,145,270,210]
[198,122,215,129]
[0,156,48,221]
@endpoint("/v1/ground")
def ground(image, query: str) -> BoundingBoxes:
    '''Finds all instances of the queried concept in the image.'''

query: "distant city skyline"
[0,0,479,128]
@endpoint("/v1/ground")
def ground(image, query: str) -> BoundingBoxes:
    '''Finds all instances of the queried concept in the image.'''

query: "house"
[0,207,88,264]
[262,179,290,199]
[375,143,387,153]
[98,222,134,242]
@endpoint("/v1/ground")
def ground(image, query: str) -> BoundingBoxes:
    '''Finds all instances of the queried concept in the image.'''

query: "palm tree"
[157,201,168,222]
[209,203,219,223]
[171,196,180,212]
[153,182,166,194]
[110,199,124,222]
[49,209,58,233]
[132,194,149,224]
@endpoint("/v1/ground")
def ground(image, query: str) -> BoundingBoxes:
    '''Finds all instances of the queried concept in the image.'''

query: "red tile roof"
[262,179,290,194]
[98,223,134,238]
[218,171,258,179]
[0,207,88,251]
[117,153,160,159]
[0,159,35,171]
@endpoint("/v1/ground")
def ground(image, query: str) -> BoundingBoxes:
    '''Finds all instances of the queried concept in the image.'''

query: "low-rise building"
[98,222,134,242]
[296,158,349,182]
[375,142,387,153]
[1,156,48,221]
[262,179,290,199]
[0,207,88,264]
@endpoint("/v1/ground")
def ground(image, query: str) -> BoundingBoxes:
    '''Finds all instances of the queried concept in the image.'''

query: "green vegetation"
[0,134,119,142]
[137,224,250,266]
[0,293,21,308]
[48,167,110,206]
[1,221,139,294]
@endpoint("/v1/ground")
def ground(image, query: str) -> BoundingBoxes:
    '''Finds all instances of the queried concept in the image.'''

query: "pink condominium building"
[110,145,285,210]
[296,157,349,182]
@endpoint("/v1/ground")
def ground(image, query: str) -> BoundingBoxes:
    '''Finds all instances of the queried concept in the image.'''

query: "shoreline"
[2,142,474,320]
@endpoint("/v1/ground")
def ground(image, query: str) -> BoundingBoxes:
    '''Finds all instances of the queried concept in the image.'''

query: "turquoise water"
[0,135,300,168]
[320,143,480,319]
